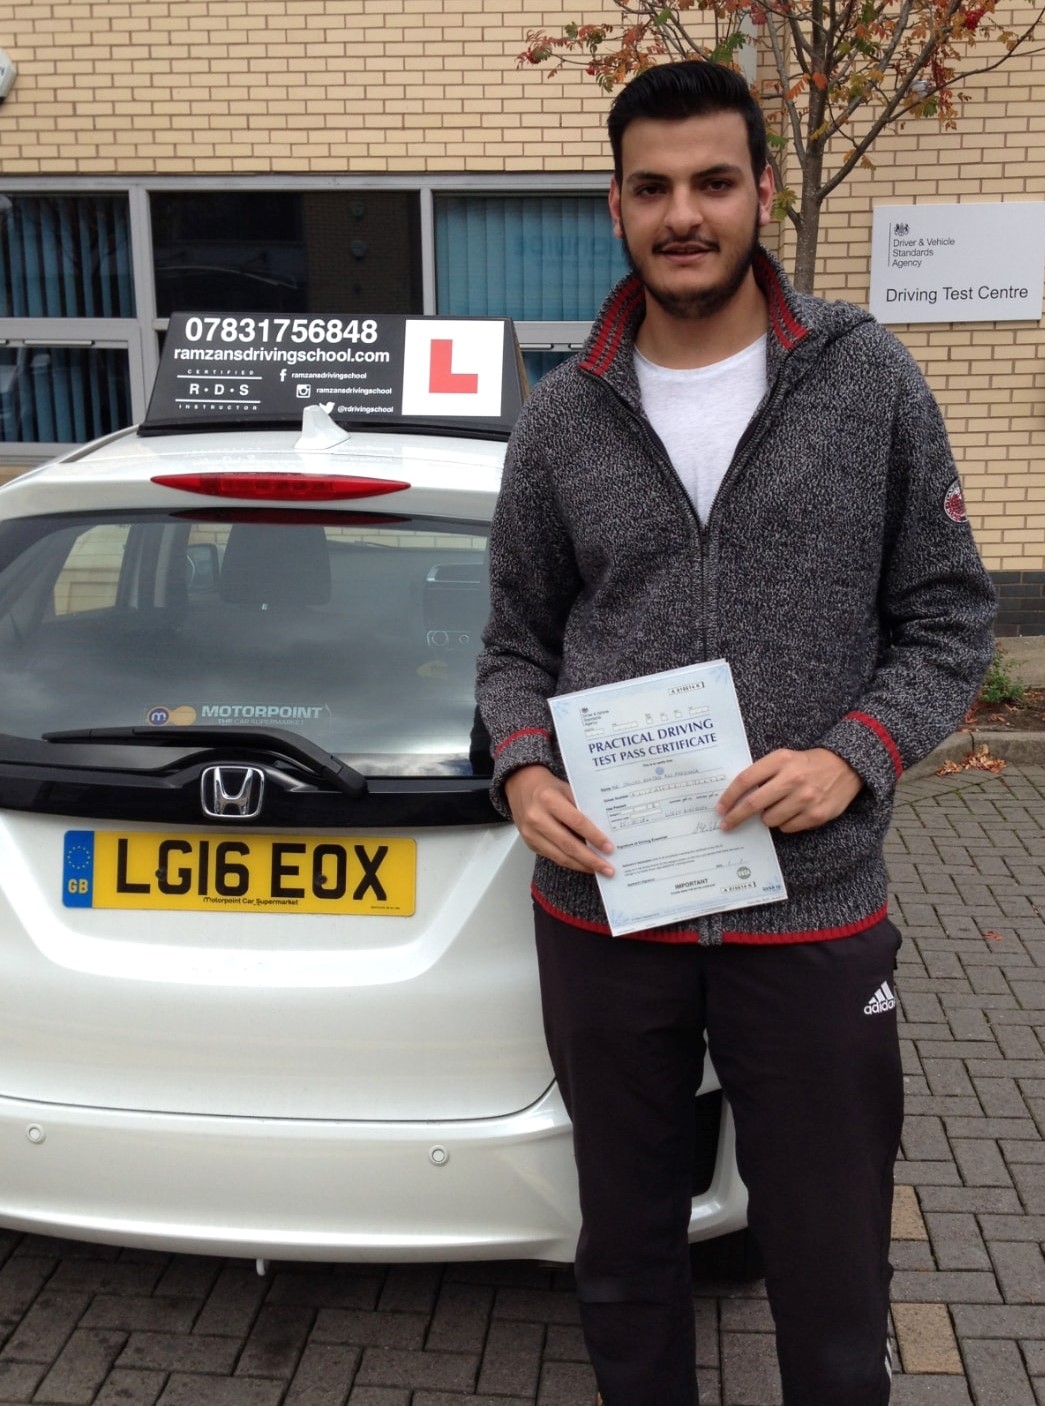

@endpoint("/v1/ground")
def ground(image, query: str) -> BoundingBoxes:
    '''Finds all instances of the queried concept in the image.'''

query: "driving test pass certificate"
[549,660,786,936]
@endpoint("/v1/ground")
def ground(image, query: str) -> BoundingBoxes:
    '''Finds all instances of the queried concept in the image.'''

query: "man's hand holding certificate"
[548,660,788,936]
[716,745,864,835]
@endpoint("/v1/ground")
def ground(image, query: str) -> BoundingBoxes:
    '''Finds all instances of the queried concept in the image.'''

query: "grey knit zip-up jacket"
[476,250,996,945]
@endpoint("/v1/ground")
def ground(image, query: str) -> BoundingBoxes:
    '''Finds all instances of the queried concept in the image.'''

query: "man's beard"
[621,213,761,321]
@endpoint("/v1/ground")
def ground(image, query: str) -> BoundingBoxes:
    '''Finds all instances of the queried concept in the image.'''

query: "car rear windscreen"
[0,510,492,778]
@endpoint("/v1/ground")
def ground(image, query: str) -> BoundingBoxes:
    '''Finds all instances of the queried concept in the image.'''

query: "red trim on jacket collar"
[754,250,809,352]
[581,256,810,378]
[580,276,644,377]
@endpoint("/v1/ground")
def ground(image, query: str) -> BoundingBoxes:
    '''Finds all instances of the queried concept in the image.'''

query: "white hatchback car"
[0,313,747,1267]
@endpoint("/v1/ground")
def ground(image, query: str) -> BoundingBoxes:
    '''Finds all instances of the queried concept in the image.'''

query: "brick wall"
[0,1,620,175]
[2,0,1043,626]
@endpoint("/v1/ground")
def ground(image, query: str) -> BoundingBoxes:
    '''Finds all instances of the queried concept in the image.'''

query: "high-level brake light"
[151,472,410,501]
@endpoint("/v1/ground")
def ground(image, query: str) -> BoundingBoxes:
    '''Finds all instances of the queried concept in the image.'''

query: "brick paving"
[0,763,1043,1405]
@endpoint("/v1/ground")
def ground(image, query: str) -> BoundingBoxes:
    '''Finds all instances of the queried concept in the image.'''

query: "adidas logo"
[864,982,896,1015]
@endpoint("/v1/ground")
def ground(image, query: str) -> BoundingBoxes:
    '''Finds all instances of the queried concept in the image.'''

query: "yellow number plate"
[62,830,415,916]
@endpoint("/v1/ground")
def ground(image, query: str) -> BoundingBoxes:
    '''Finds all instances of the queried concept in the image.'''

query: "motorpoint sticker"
[147,704,198,726]
[146,703,329,726]
[198,703,328,722]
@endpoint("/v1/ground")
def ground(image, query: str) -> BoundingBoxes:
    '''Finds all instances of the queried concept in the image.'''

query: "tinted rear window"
[0,510,490,778]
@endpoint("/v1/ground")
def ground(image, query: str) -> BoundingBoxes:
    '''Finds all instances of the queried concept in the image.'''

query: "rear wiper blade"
[41,725,368,799]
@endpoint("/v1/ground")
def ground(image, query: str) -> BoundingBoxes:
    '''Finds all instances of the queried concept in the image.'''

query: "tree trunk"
[791,192,821,293]
[790,144,825,294]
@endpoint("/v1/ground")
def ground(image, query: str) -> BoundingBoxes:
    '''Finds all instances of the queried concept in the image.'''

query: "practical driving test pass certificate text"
[549,660,787,936]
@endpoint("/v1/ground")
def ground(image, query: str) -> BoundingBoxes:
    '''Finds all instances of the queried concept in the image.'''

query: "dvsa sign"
[401,320,505,418]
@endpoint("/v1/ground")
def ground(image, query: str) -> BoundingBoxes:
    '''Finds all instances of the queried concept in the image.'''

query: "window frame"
[0,173,617,466]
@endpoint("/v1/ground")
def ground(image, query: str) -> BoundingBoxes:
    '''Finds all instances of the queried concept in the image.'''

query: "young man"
[475,61,995,1406]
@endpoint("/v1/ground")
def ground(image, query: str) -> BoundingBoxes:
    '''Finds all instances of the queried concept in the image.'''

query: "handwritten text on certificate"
[549,661,786,936]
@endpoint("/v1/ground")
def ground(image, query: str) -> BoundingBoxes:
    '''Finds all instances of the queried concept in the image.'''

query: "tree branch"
[764,12,810,162]
[822,0,860,83]
[759,0,817,65]
[818,2,1045,201]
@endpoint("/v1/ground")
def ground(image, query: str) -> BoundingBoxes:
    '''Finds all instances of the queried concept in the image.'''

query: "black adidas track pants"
[534,908,904,1406]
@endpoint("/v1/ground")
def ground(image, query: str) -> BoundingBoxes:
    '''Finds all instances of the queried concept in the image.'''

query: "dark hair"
[607,61,768,185]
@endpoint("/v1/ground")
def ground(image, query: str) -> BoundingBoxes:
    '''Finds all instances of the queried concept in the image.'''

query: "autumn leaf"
[966,744,1007,772]
[935,743,1007,776]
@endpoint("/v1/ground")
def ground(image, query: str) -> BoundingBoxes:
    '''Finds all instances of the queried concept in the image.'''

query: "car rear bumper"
[0,1086,746,1262]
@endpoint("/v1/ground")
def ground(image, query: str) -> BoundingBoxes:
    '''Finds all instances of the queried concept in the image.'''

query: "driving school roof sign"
[142,314,527,437]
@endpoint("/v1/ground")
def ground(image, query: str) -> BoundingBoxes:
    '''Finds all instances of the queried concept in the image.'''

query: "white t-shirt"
[634,336,768,526]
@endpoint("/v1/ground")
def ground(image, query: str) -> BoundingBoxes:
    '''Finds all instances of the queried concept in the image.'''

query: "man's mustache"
[654,239,719,255]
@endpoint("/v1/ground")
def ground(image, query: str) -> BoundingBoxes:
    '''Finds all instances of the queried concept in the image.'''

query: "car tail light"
[151,472,410,501]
